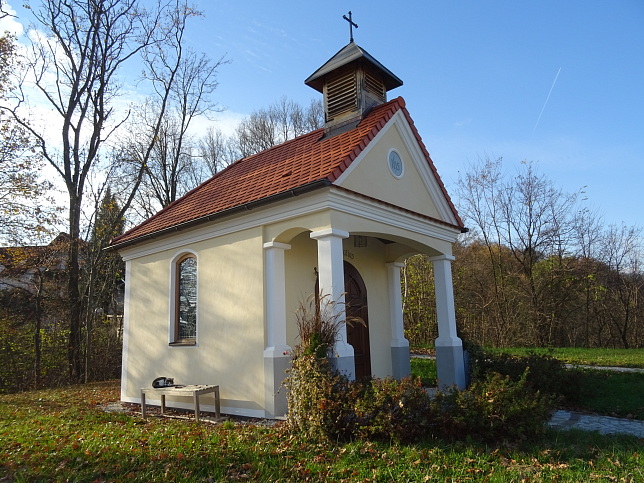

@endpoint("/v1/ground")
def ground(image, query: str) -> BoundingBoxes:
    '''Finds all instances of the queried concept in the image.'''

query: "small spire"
[342,11,358,43]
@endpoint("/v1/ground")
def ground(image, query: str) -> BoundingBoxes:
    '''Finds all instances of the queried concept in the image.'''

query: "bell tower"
[305,41,403,136]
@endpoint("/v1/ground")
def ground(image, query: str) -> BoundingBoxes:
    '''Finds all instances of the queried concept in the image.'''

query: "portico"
[260,187,466,416]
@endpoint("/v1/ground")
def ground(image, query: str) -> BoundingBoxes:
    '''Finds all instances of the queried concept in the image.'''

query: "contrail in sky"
[531,67,562,140]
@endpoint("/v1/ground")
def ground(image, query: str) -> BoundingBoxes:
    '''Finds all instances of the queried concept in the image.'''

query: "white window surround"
[168,250,199,347]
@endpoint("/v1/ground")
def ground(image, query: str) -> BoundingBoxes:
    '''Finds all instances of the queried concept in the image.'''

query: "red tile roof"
[110,97,464,250]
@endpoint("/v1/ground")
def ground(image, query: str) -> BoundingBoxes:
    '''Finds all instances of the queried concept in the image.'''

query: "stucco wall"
[122,227,266,416]
[338,125,442,220]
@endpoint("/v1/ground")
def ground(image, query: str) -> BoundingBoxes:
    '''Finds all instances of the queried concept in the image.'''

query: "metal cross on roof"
[342,11,358,43]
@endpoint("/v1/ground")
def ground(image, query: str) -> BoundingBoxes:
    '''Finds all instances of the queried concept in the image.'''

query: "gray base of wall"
[435,343,466,391]
[263,355,290,419]
[391,345,411,379]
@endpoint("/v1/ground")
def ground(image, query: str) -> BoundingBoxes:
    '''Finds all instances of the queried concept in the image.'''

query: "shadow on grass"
[571,369,644,419]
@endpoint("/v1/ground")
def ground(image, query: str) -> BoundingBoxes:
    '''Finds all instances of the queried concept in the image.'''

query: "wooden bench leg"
[160,394,166,415]
[141,391,146,417]
[194,392,200,422]
[214,387,221,418]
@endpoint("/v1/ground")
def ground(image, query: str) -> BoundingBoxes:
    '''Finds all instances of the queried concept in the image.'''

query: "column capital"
[428,254,456,263]
[386,261,405,269]
[310,228,349,240]
[263,241,291,250]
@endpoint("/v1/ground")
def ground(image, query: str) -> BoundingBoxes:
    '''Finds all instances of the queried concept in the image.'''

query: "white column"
[263,241,291,418]
[310,228,355,380]
[263,241,292,355]
[429,254,466,390]
[387,262,411,378]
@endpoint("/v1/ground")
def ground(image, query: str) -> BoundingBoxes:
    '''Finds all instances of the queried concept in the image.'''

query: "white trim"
[428,254,456,263]
[119,193,332,261]
[120,260,132,401]
[119,189,461,262]
[332,109,459,226]
[309,228,350,239]
[327,189,461,243]
[310,228,355,374]
[263,241,291,353]
[262,241,291,250]
[392,110,459,225]
[169,250,199,346]
[332,116,390,184]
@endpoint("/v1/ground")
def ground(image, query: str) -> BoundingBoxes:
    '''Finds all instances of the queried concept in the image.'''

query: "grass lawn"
[484,347,644,368]
[573,370,644,419]
[410,357,437,386]
[410,357,644,419]
[1,381,643,482]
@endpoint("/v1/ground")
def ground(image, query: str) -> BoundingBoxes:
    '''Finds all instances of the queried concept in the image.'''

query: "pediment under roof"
[333,107,461,228]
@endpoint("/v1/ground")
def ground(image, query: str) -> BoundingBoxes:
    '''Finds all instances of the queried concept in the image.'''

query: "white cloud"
[0,1,24,37]
[190,110,244,138]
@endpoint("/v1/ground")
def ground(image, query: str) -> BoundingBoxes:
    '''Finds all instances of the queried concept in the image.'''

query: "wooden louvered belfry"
[305,42,402,136]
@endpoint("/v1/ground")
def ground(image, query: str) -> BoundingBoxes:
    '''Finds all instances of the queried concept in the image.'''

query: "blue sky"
[4,0,643,229]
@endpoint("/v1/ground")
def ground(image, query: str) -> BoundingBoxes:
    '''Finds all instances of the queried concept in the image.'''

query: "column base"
[435,338,466,391]
[264,349,291,419]
[328,341,355,380]
[329,354,356,380]
[391,343,411,379]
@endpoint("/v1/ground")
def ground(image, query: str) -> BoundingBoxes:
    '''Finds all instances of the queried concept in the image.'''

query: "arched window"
[172,254,197,344]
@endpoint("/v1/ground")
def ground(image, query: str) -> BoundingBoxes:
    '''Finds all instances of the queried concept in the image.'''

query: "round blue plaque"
[388,150,404,178]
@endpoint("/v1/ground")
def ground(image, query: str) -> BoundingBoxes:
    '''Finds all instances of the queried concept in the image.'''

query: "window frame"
[169,252,198,346]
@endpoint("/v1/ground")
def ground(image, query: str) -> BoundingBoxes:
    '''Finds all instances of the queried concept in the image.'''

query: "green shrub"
[284,293,351,440]
[467,343,581,403]
[355,377,435,443]
[285,352,359,441]
[434,369,555,443]
[285,299,554,444]
[410,358,437,386]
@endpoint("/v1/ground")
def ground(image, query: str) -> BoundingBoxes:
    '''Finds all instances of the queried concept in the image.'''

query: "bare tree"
[233,96,323,158]
[597,224,643,348]
[0,0,10,19]
[117,100,203,217]
[572,206,605,346]
[113,5,227,218]
[456,158,519,345]
[198,125,237,176]
[499,161,579,344]
[0,0,211,380]
[457,158,581,346]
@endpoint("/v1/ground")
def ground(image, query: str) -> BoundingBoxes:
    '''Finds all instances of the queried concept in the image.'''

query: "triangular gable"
[109,97,463,250]
[332,107,461,226]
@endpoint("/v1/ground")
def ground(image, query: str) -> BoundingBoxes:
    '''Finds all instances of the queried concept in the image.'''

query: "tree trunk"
[67,200,83,381]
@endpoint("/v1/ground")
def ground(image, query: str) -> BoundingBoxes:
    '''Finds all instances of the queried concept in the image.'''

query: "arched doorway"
[344,262,371,380]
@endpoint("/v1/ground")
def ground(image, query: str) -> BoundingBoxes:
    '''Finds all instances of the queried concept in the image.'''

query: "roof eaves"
[107,179,332,252]
[305,42,403,93]
[398,105,466,229]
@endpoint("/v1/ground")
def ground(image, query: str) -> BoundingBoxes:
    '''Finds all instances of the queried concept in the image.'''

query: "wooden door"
[344,262,372,380]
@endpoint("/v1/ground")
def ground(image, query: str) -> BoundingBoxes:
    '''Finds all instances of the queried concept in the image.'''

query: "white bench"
[140,385,221,422]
